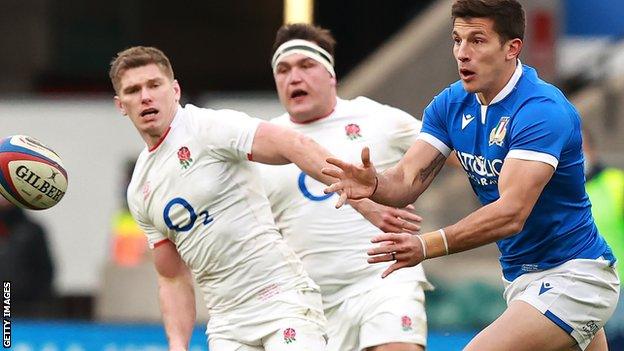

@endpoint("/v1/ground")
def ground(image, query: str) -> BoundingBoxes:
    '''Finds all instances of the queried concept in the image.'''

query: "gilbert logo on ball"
[0,135,68,210]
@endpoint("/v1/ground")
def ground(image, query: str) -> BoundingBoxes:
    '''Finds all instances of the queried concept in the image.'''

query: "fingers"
[335,192,348,209]
[324,182,343,194]
[399,220,421,233]
[382,261,408,278]
[393,208,422,223]
[326,157,351,170]
[367,252,395,264]
[361,147,371,167]
[370,232,404,244]
[321,167,342,179]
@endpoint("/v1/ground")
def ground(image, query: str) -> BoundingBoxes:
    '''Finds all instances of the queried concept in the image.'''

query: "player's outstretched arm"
[153,241,196,351]
[349,200,422,234]
[251,122,350,204]
[323,140,447,208]
[367,158,554,278]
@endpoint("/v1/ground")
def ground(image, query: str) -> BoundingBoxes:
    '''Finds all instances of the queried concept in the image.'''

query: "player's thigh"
[464,300,577,351]
[581,328,607,351]
[263,318,327,351]
[209,337,264,351]
[359,282,427,350]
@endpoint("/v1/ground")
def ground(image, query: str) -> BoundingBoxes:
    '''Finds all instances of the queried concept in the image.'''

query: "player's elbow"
[498,201,530,236]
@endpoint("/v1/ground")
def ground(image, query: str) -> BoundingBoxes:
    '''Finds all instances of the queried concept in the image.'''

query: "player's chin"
[461,81,479,93]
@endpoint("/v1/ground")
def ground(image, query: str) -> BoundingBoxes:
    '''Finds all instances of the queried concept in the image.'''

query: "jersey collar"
[476,60,523,106]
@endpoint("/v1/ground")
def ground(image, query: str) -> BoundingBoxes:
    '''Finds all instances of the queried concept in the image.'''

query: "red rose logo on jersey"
[283,328,296,344]
[345,123,362,140]
[401,315,413,331]
[177,147,194,169]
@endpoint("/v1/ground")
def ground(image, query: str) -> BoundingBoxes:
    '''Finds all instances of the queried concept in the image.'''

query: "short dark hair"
[272,23,336,57]
[109,46,174,93]
[452,0,525,43]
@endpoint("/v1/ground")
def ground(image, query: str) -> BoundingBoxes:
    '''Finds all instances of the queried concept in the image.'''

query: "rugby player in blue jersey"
[322,1,619,350]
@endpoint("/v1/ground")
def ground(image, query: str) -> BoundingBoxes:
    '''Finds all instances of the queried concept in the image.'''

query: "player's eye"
[453,37,461,45]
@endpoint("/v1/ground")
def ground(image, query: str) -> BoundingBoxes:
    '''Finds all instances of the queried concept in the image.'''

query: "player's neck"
[477,61,518,105]
[289,96,337,124]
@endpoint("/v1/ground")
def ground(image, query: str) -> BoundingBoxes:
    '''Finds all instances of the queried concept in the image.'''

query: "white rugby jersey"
[258,97,430,308]
[127,104,316,314]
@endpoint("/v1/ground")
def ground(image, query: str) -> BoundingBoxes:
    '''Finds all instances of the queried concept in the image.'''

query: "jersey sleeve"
[506,98,573,169]
[383,105,422,154]
[417,92,452,156]
[202,109,262,161]
[127,191,167,249]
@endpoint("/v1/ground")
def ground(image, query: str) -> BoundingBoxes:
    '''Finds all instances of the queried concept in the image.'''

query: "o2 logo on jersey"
[163,197,213,232]
[298,172,333,201]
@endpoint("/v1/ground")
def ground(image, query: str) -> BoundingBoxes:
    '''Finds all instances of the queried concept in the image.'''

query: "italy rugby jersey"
[127,104,317,314]
[418,63,613,281]
[259,97,430,309]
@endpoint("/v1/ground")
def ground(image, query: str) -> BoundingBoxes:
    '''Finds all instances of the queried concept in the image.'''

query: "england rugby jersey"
[127,104,317,314]
[418,63,613,281]
[258,97,430,309]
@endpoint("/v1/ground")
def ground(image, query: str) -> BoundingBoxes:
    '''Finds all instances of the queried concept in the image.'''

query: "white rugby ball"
[0,135,68,210]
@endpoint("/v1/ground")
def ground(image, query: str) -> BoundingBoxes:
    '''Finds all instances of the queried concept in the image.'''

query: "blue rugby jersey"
[418,62,613,281]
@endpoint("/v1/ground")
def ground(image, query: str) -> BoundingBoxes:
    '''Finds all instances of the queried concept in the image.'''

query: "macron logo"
[539,282,553,295]
[462,114,475,130]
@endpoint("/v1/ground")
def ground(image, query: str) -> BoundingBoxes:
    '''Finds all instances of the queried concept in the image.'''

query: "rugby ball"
[0,135,68,210]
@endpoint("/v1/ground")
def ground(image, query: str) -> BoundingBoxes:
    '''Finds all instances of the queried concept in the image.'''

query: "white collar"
[476,60,523,106]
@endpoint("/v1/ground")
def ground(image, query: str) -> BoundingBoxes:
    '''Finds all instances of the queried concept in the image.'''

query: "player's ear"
[330,74,337,88]
[172,79,181,103]
[114,96,127,116]
[506,38,523,61]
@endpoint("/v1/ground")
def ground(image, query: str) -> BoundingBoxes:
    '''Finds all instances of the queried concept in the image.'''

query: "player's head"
[451,0,524,102]
[110,46,181,144]
[271,23,337,123]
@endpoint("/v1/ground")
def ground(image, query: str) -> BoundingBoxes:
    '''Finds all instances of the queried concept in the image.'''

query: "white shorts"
[503,257,620,350]
[207,288,327,351]
[324,281,427,351]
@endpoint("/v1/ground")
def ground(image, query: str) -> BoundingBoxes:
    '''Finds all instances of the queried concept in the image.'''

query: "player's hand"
[323,147,378,208]
[367,232,425,278]
[352,201,422,233]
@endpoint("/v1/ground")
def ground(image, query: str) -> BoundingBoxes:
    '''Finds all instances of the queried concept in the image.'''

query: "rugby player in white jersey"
[258,24,431,351]
[109,46,336,351]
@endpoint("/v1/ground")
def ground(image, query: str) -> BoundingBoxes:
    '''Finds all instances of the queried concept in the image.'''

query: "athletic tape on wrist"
[419,229,450,259]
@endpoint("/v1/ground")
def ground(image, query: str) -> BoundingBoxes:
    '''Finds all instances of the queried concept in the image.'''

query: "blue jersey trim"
[545,310,574,334]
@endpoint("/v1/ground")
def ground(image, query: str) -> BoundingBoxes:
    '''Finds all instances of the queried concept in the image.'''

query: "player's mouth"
[290,89,308,101]
[459,68,476,81]
[140,108,159,118]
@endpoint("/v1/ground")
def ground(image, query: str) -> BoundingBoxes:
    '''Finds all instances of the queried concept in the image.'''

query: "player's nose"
[140,86,152,102]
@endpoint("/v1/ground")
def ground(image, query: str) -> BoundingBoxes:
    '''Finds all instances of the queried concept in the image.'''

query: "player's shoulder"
[269,113,291,126]
[344,96,417,121]
[516,65,571,106]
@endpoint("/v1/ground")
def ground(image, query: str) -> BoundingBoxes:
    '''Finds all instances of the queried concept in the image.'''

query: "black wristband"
[370,174,379,198]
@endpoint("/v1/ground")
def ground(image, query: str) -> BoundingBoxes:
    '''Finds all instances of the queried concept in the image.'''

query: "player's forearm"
[370,167,425,208]
[285,132,336,186]
[443,198,526,254]
[372,148,446,207]
[158,272,196,350]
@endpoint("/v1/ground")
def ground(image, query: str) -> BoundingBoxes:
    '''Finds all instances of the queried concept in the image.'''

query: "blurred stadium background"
[1,0,623,349]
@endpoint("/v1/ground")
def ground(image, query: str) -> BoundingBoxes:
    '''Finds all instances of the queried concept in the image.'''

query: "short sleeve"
[506,98,572,169]
[200,109,262,161]
[127,193,167,249]
[384,105,422,154]
[417,92,452,156]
